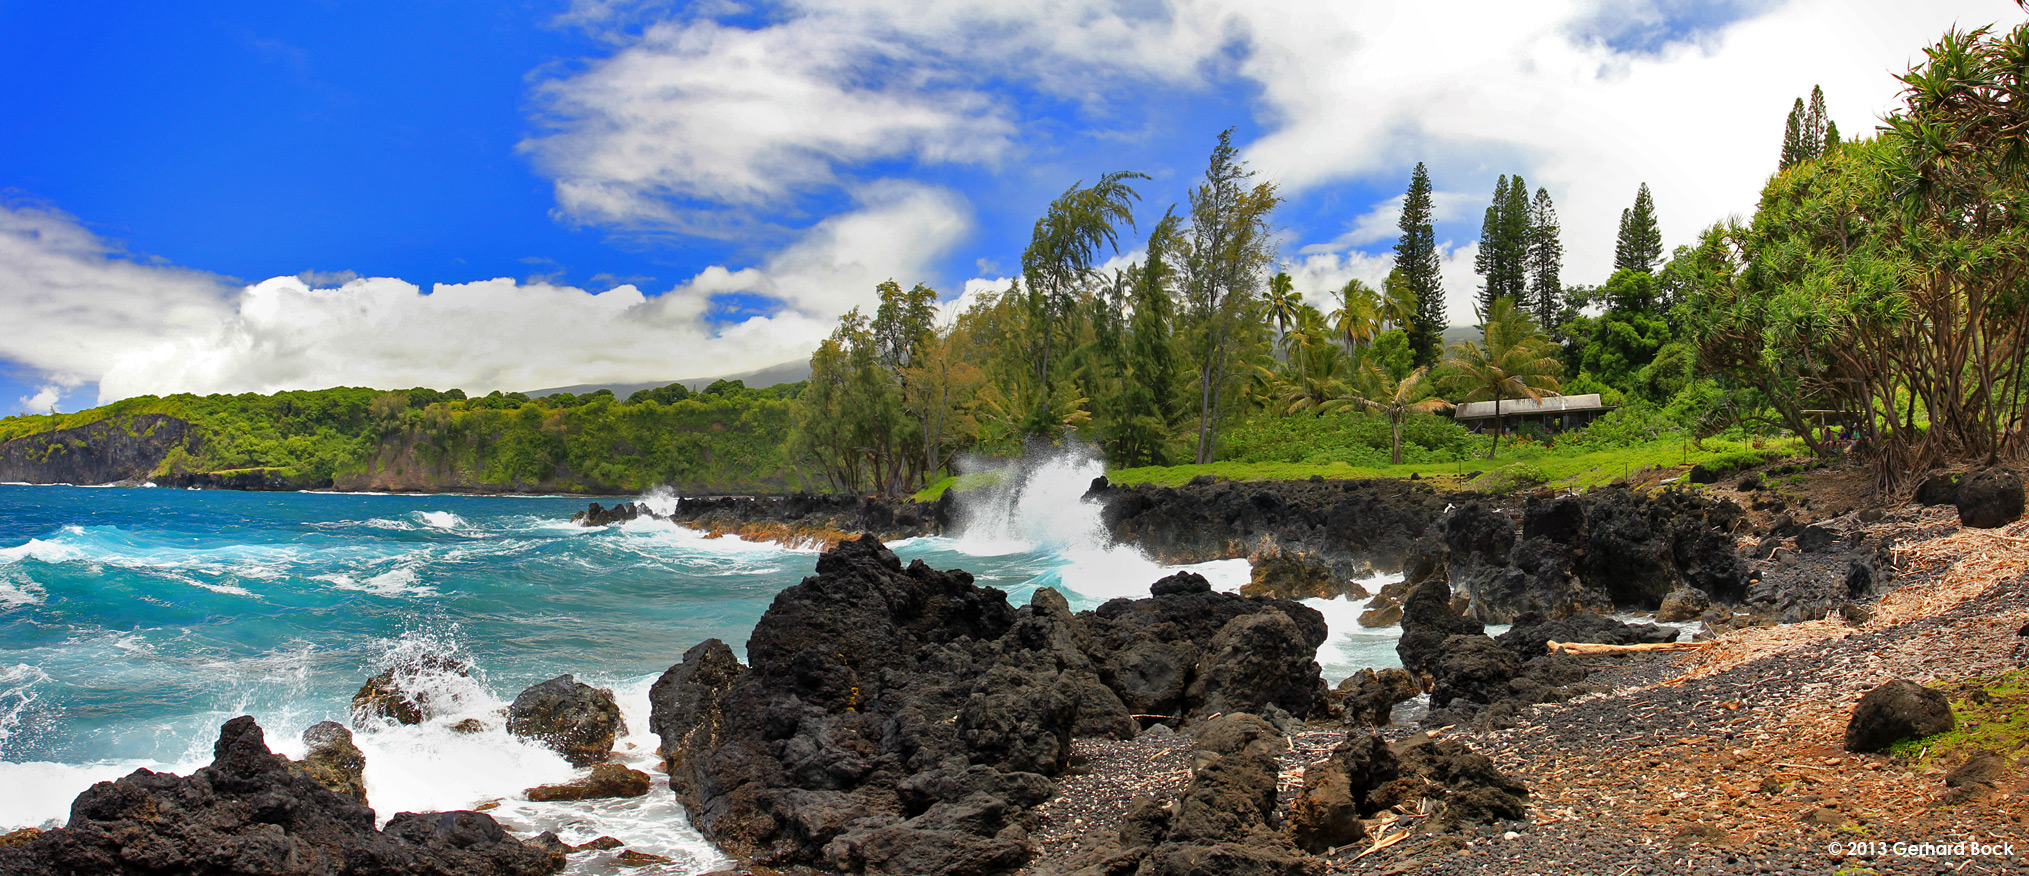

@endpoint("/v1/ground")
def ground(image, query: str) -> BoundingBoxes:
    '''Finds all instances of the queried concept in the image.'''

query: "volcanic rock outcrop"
[645,536,1327,875]
[0,716,565,876]
[506,674,624,766]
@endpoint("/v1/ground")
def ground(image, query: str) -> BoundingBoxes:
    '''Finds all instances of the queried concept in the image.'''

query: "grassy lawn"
[913,436,1804,500]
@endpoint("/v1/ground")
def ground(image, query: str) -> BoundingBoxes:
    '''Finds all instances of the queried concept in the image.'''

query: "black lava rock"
[1956,468,2025,529]
[1844,679,1954,753]
[0,716,565,876]
[506,675,624,767]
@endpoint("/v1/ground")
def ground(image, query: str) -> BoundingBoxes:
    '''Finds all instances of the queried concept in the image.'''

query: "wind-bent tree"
[1397,163,1447,368]
[1020,170,1148,433]
[1441,297,1563,458]
[1330,365,1449,464]
[1613,183,1663,274]
[1182,129,1282,464]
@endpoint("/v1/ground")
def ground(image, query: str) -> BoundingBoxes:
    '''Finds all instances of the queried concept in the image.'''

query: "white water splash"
[637,485,681,518]
[944,449,1251,604]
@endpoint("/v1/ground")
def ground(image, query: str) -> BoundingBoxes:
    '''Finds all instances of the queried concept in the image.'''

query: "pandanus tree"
[1441,297,1563,458]
[1328,364,1449,464]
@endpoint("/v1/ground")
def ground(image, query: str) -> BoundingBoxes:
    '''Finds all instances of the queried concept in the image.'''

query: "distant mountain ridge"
[523,359,811,399]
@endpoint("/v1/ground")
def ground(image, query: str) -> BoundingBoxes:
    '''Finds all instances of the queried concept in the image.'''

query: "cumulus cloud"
[1226,0,2014,282]
[17,385,61,416]
[3,184,968,403]
[526,0,1247,232]
[0,202,237,387]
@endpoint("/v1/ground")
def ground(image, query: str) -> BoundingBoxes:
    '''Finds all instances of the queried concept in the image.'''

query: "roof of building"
[1452,393,1606,420]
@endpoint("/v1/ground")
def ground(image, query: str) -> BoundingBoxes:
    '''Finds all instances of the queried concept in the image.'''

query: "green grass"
[1888,670,2029,768]
[912,470,1006,502]
[1100,437,1800,492]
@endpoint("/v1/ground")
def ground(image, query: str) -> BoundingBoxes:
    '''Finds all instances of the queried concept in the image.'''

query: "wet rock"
[351,653,472,727]
[1334,668,1419,726]
[525,763,654,802]
[570,836,625,852]
[1655,587,1710,623]
[1956,468,2025,529]
[1356,594,1402,628]
[0,716,564,876]
[450,719,487,734]
[507,675,625,767]
[1243,549,1350,600]
[1395,567,1483,676]
[291,721,367,804]
[1844,679,1954,752]
[647,638,743,772]
[572,501,642,527]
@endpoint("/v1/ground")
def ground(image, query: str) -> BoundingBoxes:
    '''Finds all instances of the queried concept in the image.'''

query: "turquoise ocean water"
[0,458,1406,874]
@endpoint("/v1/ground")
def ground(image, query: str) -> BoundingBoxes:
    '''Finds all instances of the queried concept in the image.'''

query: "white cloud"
[1226,0,2017,283]
[3,185,969,403]
[557,0,2012,299]
[18,385,60,416]
[526,0,1248,231]
[523,16,1014,229]
[0,202,237,387]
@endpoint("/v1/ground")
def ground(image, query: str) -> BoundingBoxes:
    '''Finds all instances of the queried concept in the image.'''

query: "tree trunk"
[1390,413,1404,466]
[1488,396,1503,459]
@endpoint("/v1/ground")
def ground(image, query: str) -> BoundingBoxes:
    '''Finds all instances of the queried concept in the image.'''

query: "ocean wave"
[319,567,439,599]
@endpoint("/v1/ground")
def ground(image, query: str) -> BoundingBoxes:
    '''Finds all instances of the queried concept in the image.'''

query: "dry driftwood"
[1547,640,1712,655]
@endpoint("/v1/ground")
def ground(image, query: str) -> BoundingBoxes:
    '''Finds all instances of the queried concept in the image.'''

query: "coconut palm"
[1439,296,1563,458]
[1381,269,1418,333]
[1330,279,1381,352]
[1264,272,1305,383]
[1327,364,1450,464]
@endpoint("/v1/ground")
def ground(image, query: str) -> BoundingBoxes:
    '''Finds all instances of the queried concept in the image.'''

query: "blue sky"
[1,0,2018,413]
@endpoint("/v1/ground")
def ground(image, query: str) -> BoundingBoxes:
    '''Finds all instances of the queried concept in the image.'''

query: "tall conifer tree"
[1473,174,1533,315]
[1779,98,1806,170]
[1474,174,1511,314]
[1613,183,1662,275]
[1395,162,1446,368]
[1526,187,1562,329]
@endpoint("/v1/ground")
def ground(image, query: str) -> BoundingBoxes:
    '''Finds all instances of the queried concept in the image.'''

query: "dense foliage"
[0,381,806,492]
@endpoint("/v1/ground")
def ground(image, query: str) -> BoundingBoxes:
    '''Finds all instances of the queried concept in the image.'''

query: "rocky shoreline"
[5,462,2024,875]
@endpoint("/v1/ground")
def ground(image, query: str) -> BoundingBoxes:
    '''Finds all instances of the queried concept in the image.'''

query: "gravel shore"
[1025,510,2029,876]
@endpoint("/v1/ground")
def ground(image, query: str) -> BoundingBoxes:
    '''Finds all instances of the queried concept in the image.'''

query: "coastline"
[4,460,2025,876]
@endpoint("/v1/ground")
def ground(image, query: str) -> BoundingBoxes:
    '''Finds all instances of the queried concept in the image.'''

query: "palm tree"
[1328,364,1449,464]
[1330,279,1380,353]
[1439,296,1563,458]
[1264,272,1305,385]
[1279,342,1355,415]
[1381,269,1418,333]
